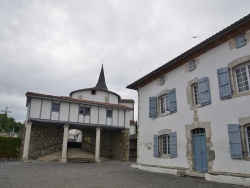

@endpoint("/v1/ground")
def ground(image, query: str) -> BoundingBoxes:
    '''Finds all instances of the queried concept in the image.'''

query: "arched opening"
[68,129,82,148]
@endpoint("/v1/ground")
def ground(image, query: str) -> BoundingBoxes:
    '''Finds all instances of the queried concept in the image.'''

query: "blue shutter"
[149,97,157,118]
[170,132,178,158]
[236,34,246,48]
[228,124,243,159]
[198,77,211,106]
[153,135,159,157]
[189,60,196,71]
[168,88,177,113]
[217,68,232,100]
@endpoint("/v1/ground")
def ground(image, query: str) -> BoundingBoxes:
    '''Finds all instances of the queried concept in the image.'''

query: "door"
[192,128,208,172]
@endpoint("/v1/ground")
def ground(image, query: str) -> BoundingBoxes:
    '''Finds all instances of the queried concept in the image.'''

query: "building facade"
[22,65,134,162]
[127,14,250,186]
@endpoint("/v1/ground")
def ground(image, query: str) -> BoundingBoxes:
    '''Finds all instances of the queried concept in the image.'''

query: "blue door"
[192,129,208,172]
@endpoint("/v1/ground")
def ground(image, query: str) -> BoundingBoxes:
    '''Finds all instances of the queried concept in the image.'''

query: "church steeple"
[95,64,108,90]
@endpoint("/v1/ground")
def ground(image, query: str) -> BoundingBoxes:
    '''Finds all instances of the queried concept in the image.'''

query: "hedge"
[0,136,21,159]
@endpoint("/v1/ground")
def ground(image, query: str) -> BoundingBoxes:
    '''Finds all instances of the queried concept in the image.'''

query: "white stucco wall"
[137,34,250,175]
[71,90,119,104]
[119,101,134,121]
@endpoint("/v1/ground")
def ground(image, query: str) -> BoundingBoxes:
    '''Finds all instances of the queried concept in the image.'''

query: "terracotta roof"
[119,99,135,103]
[26,92,133,110]
[127,13,250,90]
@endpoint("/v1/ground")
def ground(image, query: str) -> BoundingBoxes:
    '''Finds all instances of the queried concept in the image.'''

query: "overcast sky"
[0,0,250,123]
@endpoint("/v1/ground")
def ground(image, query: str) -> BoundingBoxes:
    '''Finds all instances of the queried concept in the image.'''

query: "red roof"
[26,92,133,110]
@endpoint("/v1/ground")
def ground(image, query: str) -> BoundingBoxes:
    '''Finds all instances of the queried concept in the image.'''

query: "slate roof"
[95,64,108,90]
[26,92,133,110]
[127,13,250,90]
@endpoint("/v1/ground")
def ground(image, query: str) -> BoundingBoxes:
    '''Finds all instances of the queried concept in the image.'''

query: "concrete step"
[37,148,109,162]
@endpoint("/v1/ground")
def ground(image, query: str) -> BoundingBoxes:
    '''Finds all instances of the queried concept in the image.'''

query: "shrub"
[0,136,21,159]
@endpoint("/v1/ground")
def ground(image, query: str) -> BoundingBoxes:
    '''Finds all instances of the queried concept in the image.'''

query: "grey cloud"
[0,0,250,122]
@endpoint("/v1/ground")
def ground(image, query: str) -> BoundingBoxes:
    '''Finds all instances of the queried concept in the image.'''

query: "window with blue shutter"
[153,135,159,157]
[217,68,232,100]
[189,60,196,71]
[198,77,211,106]
[160,76,165,85]
[149,97,157,118]
[170,132,178,158]
[236,34,246,48]
[228,124,243,159]
[168,88,177,113]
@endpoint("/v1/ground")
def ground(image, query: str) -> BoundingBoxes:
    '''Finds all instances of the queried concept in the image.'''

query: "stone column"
[61,124,69,163]
[95,128,101,162]
[22,122,32,163]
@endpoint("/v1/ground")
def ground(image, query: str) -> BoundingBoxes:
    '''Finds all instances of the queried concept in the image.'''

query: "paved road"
[0,160,241,188]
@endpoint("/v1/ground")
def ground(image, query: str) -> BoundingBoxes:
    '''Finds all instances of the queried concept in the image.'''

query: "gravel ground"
[0,160,242,188]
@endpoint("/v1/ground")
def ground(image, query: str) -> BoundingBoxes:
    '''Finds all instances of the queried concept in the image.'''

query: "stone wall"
[81,128,130,161]
[81,129,112,158]
[111,128,129,161]
[20,124,63,159]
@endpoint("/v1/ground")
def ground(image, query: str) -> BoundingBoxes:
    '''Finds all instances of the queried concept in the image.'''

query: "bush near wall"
[0,136,21,159]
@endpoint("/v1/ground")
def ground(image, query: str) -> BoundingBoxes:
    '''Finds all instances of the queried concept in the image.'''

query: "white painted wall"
[71,90,119,104]
[41,99,51,119]
[59,102,69,121]
[90,106,98,124]
[29,98,41,118]
[69,103,78,122]
[28,98,132,128]
[137,34,250,174]
[119,101,134,120]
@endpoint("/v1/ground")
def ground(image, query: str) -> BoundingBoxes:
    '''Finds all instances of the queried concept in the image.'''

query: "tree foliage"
[0,114,24,132]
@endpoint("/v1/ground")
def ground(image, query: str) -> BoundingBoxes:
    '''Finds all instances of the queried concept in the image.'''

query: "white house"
[22,65,134,163]
[127,14,250,186]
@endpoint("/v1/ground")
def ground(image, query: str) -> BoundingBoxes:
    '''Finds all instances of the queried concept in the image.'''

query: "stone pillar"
[22,122,32,163]
[61,124,69,163]
[95,128,101,162]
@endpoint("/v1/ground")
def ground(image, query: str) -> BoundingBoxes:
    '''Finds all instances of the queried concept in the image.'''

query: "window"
[187,77,211,109]
[154,131,177,158]
[235,63,250,92]
[79,106,90,116]
[192,83,199,105]
[236,34,246,49]
[79,107,84,114]
[162,134,170,155]
[149,88,177,118]
[159,76,165,85]
[189,60,196,71]
[85,107,90,116]
[246,125,250,155]
[107,109,112,118]
[52,102,60,112]
[160,94,169,114]
[92,90,96,95]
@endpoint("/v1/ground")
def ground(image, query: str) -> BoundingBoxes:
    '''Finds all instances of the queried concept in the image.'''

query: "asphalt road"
[0,160,242,188]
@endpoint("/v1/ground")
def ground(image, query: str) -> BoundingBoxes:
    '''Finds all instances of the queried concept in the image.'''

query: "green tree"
[0,114,24,132]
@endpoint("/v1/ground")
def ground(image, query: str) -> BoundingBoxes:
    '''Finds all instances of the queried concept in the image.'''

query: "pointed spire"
[95,64,108,90]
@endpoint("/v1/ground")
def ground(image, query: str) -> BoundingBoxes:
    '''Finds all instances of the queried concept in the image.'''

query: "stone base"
[131,163,250,186]
[206,173,250,187]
